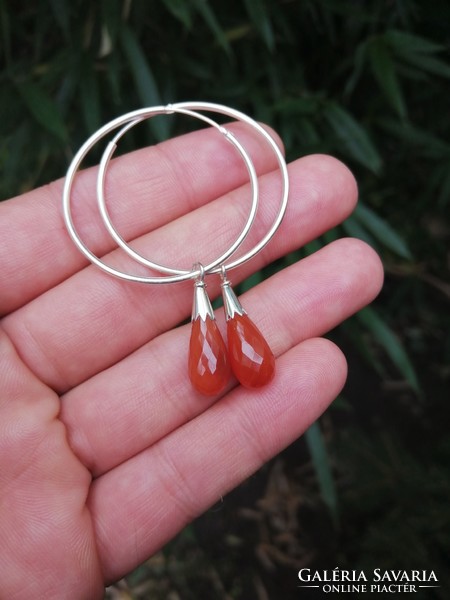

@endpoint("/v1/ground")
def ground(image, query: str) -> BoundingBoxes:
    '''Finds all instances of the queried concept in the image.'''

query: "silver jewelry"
[62,102,289,395]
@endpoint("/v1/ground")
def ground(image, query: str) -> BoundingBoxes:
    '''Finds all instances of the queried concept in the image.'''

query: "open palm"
[0,124,383,598]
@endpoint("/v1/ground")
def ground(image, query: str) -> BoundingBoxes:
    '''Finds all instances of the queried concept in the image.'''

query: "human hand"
[0,124,383,598]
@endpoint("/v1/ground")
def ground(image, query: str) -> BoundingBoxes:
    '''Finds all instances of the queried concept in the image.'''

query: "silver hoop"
[96,107,259,278]
[172,102,289,275]
[62,102,289,284]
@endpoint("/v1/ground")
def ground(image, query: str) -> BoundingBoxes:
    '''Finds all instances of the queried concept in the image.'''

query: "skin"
[0,123,384,599]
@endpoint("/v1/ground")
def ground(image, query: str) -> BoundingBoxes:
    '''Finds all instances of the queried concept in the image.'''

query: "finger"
[3,155,358,392]
[61,238,383,476]
[0,328,103,598]
[88,337,347,582]
[0,122,281,314]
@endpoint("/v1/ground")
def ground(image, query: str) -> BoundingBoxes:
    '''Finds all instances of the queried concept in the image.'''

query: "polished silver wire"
[62,102,289,284]
[96,106,259,277]
[172,102,289,275]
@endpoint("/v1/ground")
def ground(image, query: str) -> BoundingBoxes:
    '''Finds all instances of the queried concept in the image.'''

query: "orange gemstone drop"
[227,313,275,389]
[189,316,231,396]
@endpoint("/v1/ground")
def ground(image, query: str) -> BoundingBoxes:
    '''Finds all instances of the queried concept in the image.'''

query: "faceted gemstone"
[227,313,275,388]
[189,316,231,396]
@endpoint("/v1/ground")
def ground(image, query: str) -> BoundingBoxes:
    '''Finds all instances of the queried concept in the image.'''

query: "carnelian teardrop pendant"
[189,316,231,396]
[227,313,275,388]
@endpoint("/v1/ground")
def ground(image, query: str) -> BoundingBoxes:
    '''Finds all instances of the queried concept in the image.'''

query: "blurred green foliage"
[3,0,448,382]
[1,0,449,595]
[2,1,450,203]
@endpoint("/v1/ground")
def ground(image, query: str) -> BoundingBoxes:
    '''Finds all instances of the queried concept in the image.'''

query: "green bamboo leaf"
[305,422,338,524]
[379,118,450,159]
[395,62,430,82]
[79,58,102,133]
[324,103,382,174]
[356,307,421,394]
[341,320,386,378]
[0,122,31,199]
[239,270,263,293]
[161,0,193,28]
[344,39,368,97]
[322,228,340,244]
[282,249,302,267]
[354,203,412,260]
[275,97,318,115]
[105,51,122,105]
[243,0,274,51]
[403,53,450,79]
[17,82,68,142]
[342,214,377,247]
[180,58,212,79]
[101,0,122,43]
[298,118,321,145]
[304,239,322,255]
[369,37,407,119]
[425,159,450,208]
[332,395,352,412]
[385,29,445,56]
[119,26,169,141]
[191,0,231,55]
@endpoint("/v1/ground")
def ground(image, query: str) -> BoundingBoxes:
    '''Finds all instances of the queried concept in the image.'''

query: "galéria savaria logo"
[297,568,440,594]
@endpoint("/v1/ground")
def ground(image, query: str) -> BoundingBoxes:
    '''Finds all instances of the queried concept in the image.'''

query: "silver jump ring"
[96,107,259,278]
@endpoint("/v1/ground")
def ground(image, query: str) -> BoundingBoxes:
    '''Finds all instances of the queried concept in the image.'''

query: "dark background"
[1,1,449,598]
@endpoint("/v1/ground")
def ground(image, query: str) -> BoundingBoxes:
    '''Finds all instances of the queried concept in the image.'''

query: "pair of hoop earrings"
[62,102,289,396]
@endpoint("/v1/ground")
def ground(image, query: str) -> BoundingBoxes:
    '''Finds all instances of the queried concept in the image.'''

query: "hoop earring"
[62,102,289,396]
